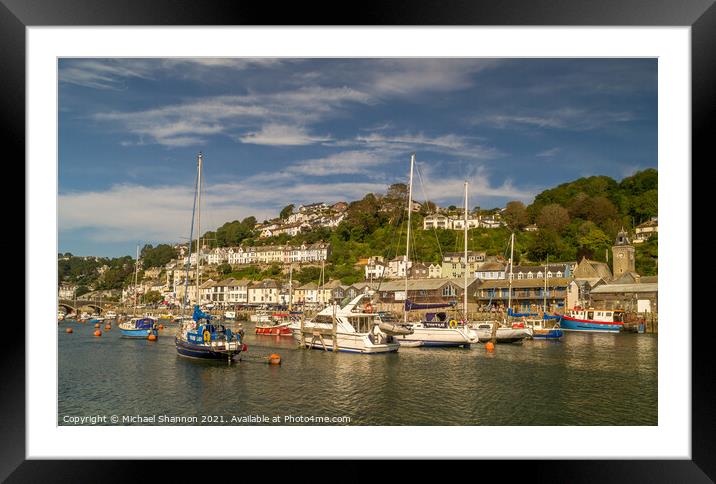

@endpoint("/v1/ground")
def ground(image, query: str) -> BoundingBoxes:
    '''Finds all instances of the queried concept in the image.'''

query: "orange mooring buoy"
[147,334,157,341]
[94,330,102,337]
[94,323,100,328]
[268,353,281,365]
[66,327,73,333]
[158,324,164,330]
[485,342,495,352]
[105,324,111,330]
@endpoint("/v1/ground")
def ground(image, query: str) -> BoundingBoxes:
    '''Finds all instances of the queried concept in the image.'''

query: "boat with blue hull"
[559,308,624,333]
[119,317,159,339]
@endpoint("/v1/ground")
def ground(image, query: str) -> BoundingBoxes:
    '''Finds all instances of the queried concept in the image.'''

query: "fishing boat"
[174,152,245,362]
[294,293,400,354]
[119,316,159,338]
[394,155,478,348]
[559,307,624,333]
[255,312,297,336]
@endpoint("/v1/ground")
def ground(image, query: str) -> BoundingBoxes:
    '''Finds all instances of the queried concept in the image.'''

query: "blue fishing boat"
[559,308,624,333]
[119,317,159,339]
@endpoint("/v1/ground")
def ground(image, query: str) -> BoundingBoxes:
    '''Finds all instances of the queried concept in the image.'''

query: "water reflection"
[58,321,657,426]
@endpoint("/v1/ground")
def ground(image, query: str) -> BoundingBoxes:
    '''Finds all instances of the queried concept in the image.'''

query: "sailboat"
[470,232,532,343]
[118,245,159,339]
[393,155,478,348]
[175,152,245,362]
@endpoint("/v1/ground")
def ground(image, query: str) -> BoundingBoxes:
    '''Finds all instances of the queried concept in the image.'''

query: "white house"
[387,256,413,279]
[248,279,280,305]
[428,263,442,278]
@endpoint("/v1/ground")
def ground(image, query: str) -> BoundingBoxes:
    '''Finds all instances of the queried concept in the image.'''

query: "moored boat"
[255,312,296,336]
[559,307,624,333]
[294,294,400,354]
[471,322,531,343]
[175,306,245,361]
[119,317,159,338]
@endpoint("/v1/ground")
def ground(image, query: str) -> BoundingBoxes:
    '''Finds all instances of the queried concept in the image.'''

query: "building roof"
[478,262,506,271]
[377,277,479,292]
[640,276,658,284]
[297,282,318,290]
[590,283,658,294]
[323,279,343,289]
[477,277,574,289]
[573,257,613,280]
[250,279,279,289]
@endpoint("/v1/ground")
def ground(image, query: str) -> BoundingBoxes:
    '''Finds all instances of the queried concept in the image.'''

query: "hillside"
[58,169,659,290]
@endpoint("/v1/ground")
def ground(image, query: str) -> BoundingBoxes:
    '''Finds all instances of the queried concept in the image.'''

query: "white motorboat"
[293,294,400,354]
[471,322,531,343]
[396,315,479,348]
[250,311,272,323]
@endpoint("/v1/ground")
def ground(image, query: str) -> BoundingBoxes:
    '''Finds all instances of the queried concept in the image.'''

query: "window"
[518,273,524,280]
[442,285,456,297]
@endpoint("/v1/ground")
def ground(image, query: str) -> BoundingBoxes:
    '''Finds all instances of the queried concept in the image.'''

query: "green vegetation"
[59,169,658,289]
[140,244,177,268]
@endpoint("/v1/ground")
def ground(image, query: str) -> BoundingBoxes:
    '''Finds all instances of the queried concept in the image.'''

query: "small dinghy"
[378,321,414,336]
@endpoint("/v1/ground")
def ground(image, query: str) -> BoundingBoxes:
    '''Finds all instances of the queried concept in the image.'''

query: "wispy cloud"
[536,147,561,157]
[472,108,636,131]
[93,87,371,147]
[284,151,388,176]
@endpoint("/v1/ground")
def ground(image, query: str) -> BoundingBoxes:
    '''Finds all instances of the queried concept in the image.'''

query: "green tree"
[280,204,295,219]
[217,263,232,275]
[537,204,570,232]
[76,285,91,297]
[503,201,529,230]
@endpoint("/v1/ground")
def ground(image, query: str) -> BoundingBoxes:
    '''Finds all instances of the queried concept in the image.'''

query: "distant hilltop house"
[58,283,78,299]
[260,201,347,238]
[633,217,658,244]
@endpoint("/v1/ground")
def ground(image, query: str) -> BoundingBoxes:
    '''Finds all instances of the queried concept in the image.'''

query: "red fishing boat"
[254,312,297,336]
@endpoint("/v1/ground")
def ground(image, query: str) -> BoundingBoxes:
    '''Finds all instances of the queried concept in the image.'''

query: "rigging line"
[415,162,444,262]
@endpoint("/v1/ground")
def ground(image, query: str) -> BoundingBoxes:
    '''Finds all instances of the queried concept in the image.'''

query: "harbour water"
[58,321,657,426]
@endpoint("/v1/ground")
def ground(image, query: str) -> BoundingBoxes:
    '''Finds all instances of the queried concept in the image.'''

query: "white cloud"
[238,124,331,146]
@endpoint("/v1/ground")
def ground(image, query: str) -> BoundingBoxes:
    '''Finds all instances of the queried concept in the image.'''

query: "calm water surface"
[58,320,657,425]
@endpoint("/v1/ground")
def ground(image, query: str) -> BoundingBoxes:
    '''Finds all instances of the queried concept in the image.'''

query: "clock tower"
[612,228,635,278]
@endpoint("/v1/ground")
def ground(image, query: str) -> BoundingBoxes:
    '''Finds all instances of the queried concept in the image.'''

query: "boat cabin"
[567,307,624,322]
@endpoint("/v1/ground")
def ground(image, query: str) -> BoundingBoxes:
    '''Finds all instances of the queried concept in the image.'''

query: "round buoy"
[147,334,157,341]
[158,324,164,330]
[66,327,73,333]
[268,353,281,365]
[94,330,102,337]
[485,342,495,352]
[94,323,100,328]
[105,324,111,330]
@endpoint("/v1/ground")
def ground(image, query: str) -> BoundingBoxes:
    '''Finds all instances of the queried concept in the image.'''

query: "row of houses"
[179,242,331,267]
[363,252,575,281]
[422,213,504,230]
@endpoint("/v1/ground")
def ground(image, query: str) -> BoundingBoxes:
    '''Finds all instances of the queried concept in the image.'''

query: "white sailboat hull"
[395,326,477,347]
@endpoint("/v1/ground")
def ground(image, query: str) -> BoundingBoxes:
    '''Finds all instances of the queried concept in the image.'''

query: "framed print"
[6,0,713,481]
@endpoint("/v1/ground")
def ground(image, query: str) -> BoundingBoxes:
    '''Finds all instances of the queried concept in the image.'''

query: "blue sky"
[58,58,657,257]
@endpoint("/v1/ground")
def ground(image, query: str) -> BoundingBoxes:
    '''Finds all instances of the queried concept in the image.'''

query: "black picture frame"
[5,0,710,481]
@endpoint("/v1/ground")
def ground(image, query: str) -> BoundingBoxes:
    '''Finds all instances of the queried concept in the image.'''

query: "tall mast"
[404,153,415,324]
[195,152,203,306]
[507,232,515,313]
[133,244,139,316]
[543,256,548,313]
[288,263,293,311]
[463,180,468,320]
